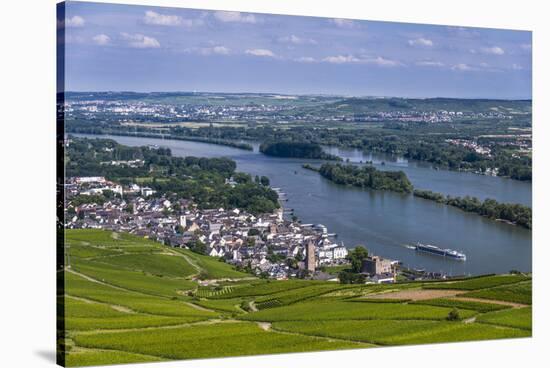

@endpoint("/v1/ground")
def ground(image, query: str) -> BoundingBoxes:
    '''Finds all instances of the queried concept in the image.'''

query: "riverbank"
[66,129,254,151]
[413,189,531,229]
[72,133,532,276]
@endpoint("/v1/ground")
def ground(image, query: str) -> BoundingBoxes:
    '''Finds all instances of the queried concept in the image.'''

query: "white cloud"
[322,55,401,67]
[66,15,85,28]
[121,33,160,49]
[144,10,181,26]
[323,55,360,64]
[368,56,401,67]
[511,63,524,70]
[480,46,505,55]
[245,48,276,57]
[408,38,433,47]
[180,18,205,27]
[195,46,231,55]
[92,34,110,46]
[452,63,477,71]
[278,35,317,45]
[210,46,230,55]
[295,56,317,63]
[143,10,203,27]
[416,60,445,67]
[329,18,355,28]
[214,11,257,24]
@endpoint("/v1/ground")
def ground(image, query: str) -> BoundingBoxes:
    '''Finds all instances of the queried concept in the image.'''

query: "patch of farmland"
[65,297,194,331]
[195,285,234,298]
[66,229,161,249]
[70,260,196,298]
[321,281,423,299]
[173,249,249,279]
[65,349,165,367]
[72,322,364,360]
[272,319,530,346]
[97,253,197,278]
[462,281,532,305]
[193,298,246,314]
[66,272,217,320]
[423,274,530,291]
[254,283,348,309]
[412,298,511,313]
[67,244,123,259]
[211,280,323,300]
[476,307,532,330]
[361,288,464,301]
[239,300,477,322]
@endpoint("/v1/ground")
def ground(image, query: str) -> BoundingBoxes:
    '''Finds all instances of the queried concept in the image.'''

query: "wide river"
[75,134,532,276]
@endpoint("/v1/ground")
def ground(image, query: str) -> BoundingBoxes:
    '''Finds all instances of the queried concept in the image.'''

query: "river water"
[75,134,532,276]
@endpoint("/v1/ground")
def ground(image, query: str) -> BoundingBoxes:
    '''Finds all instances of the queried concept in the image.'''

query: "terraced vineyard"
[61,230,532,367]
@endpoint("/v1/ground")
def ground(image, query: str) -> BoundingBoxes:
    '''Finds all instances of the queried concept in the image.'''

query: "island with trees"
[317,163,413,193]
[413,189,531,229]
[259,141,341,160]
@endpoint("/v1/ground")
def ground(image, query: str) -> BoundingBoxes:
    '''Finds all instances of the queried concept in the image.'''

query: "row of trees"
[413,189,532,229]
[318,163,414,193]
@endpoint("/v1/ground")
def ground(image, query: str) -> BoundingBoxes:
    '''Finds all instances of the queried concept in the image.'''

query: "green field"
[61,230,532,366]
[463,280,532,305]
[272,319,530,345]
[476,307,532,330]
[423,274,530,290]
[412,298,511,313]
[239,299,478,322]
[72,322,364,360]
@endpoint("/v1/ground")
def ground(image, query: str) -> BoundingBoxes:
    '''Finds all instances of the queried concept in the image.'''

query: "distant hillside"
[63,92,531,114]
[325,97,532,114]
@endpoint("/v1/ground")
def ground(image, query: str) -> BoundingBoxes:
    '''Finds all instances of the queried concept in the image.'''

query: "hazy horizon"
[60,1,532,99]
[63,90,532,101]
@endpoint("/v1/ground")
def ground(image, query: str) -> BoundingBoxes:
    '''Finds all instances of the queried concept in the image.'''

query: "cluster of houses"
[65,176,363,280]
[445,138,492,157]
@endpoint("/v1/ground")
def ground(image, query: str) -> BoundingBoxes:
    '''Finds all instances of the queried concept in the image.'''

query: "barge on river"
[414,243,467,261]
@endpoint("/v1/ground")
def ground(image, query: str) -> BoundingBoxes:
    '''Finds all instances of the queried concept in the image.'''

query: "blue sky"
[61,1,532,98]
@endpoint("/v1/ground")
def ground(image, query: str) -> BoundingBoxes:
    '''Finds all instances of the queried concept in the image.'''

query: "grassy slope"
[172,248,249,279]
[476,307,532,330]
[62,230,532,366]
[423,274,530,290]
[73,322,364,360]
[463,281,532,305]
[239,300,478,322]
[412,298,511,313]
[272,320,530,346]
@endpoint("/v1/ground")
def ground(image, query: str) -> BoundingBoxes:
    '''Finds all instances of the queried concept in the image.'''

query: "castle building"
[361,255,393,276]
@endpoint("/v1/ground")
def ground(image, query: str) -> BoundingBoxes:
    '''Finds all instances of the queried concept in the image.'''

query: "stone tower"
[306,240,316,272]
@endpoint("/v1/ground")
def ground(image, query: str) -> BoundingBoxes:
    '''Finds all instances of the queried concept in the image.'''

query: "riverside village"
[62,175,426,284]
